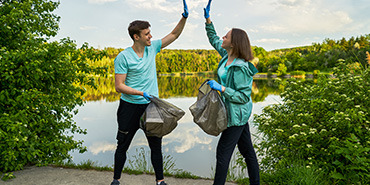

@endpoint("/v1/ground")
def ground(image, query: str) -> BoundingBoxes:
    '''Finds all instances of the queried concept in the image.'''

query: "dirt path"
[1,166,237,185]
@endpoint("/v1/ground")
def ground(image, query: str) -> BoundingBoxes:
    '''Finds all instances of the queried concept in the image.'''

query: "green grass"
[48,149,330,185]
[53,147,204,181]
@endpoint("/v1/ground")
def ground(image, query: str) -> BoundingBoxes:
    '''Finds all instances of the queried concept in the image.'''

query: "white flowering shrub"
[254,59,369,184]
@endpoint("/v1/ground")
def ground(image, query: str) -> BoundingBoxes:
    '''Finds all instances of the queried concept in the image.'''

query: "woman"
[203,0,260,185]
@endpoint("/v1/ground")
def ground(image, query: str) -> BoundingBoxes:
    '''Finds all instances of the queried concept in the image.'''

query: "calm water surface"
[70,77,282,178]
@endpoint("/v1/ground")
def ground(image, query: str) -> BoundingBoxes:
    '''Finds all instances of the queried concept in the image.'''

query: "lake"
[70,75,283,178]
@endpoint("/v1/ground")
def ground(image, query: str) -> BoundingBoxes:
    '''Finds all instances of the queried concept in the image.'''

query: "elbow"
[115,86,121,93]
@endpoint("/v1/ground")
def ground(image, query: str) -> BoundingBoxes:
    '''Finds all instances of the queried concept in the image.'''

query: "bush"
[260,160,327,185]
[253,59,369,184]
[290,70,306,76]
[276,63,288,76]
[313,70,320,76]
[0,0,106,175]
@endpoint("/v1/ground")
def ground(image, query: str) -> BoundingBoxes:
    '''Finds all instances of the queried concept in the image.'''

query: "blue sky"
[52,0,370,51]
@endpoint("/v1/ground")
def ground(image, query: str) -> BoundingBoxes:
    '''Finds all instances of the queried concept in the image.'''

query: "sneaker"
[156,181,167,185]
[110,179,120,185]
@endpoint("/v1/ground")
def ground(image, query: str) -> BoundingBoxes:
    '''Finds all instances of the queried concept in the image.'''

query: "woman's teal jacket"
[206,22,258,127]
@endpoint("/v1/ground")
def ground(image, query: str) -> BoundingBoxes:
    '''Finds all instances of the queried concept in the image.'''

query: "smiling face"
[135,28,152,46]
[221,30,233,50]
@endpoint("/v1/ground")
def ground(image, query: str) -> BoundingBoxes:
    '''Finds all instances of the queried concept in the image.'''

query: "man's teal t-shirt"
[114,40,162,104]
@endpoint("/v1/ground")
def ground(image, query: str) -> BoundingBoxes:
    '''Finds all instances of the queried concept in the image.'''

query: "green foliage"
[313,70,320,76]
[253,59,369,184]
[124,147,200,179]
[97,34,370,75]
[276,63,287,76]
[259,160,327,185]
[290,70,306,76]
[156,49,221,73]
[256,35,370,73]
[172,170,201,179]
[55,160,112,171]
[0,0,106,175]
[1,172,15,181]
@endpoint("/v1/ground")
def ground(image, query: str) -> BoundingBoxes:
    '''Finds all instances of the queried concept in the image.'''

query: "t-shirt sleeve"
[114,53,128,74]
[152,40,162,53]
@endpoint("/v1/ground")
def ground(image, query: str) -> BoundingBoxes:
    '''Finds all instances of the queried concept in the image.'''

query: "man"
[111,1,188,185]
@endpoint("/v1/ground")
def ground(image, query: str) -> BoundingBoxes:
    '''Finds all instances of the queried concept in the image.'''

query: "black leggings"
[213,124,260,185]
[113,99,164,181]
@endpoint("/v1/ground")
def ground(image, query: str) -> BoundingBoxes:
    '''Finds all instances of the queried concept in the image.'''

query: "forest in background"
[90,34,370,75]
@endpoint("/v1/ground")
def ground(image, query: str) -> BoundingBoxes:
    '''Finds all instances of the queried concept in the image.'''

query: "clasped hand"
[182,0,213,19]
[207,80,223,93]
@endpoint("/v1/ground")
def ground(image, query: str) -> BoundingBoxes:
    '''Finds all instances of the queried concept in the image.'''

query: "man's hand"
[182,0,189,18]
[143,92,153,101]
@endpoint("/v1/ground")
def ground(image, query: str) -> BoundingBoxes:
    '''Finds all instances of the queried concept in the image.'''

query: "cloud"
[88,0,118,4]
[276,0,311,8]
[257,0,353,34]
[126,0,210,13]
[89,142,116,155]
[163,126,213,153]
[80,26,98,30]
[256,38,287,43]
[126,0,178,13]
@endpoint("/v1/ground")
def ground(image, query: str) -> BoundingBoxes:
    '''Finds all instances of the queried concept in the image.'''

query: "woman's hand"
[207,80,224,93]
[204,0,212,19]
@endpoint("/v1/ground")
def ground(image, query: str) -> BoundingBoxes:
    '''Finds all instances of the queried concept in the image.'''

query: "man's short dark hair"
[128,20,151,40]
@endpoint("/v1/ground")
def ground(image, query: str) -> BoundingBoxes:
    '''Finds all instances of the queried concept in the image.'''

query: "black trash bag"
[140,96,185,137]
[189,79,227,136]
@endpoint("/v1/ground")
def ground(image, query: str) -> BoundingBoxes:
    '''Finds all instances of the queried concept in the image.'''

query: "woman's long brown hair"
[231,28,254,62]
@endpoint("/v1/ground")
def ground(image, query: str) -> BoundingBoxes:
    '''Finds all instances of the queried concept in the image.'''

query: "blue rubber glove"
[143,92,153,101]
[204,0,212,19]
[182,0,189,18]
[207,80,223,92]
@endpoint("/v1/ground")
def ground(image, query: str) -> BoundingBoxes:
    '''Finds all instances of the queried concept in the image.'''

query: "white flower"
[289,134,298,139]
[307,144,312,148]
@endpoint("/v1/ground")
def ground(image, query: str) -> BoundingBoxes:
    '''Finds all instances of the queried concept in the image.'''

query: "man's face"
[136,28,152,46]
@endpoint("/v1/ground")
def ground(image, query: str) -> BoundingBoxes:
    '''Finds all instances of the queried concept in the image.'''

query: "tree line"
[93,34,370,75]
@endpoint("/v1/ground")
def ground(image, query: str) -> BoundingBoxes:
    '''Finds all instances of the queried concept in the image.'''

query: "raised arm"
[204,0,212,24]
[161,0,188,49]
[204,0,227,57]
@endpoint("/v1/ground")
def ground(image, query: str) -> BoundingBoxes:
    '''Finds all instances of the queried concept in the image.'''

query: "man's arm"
[115,73,144,96]
[161,0,188,49]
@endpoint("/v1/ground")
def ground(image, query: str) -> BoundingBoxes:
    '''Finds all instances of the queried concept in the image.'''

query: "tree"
[0,0,106,176]
[276,63,287,76]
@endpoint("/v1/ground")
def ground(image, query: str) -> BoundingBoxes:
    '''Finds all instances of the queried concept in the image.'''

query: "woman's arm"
[204,0,227,57]
[223,67,253,104]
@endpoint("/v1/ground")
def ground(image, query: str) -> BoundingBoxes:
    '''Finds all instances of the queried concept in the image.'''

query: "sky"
[52,0,370,51]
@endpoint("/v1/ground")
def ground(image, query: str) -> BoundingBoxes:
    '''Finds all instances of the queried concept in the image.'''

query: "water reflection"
[82,75,284,102]
[71,76,283,177]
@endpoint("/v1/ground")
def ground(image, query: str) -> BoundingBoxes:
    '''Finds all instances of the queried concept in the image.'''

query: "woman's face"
[221,30,232,50]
